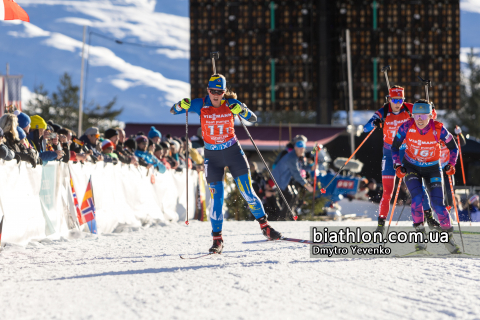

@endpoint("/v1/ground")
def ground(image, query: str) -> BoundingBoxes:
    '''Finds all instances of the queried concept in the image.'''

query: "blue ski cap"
[295,140,306,148]
[208,75,226,90]
[412,102,432,114]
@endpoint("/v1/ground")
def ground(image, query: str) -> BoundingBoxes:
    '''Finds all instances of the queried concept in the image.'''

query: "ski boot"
[375,217,386,234]
[424,209,441,231]
[209,231,223,254]
[257,216,282,240]
[413,223,428,251]
[442,228,461,254]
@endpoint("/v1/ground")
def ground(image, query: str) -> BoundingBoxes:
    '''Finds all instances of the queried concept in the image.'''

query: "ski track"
[1,221,480,320]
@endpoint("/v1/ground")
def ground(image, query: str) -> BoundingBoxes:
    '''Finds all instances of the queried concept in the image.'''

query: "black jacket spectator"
[0,128,14,161]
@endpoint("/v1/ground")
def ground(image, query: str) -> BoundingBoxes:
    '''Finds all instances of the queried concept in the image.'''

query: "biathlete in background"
[171,74,282,254]
[364,86,435,232]
[391,99,460,253]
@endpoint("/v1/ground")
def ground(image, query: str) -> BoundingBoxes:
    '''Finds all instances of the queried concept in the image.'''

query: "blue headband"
[295,140,306,148]
[412,102,432,114]
[208,75,226,90]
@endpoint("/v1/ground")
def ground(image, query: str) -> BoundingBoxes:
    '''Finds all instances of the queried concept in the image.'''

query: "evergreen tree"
[453,48,480,138]
[27,73,122,133]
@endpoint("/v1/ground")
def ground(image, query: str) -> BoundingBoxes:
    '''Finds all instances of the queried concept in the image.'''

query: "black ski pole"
[185,108,189,225]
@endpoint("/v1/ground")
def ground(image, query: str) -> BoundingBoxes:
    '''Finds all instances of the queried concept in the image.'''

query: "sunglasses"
[208,89,225,96]
[413,114,430,121]
[391,98,404,104]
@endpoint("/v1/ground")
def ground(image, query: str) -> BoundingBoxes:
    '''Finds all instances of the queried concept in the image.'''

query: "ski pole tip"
[185,221,189,225]
[320,188,326,194]
[293,216,298,221]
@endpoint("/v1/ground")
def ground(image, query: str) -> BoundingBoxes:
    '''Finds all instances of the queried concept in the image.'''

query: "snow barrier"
[0,161,198,246]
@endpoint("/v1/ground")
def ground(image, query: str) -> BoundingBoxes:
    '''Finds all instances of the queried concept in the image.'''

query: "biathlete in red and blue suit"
[363,86,436,232]
[391,99,460,253]
[171,74,282,253]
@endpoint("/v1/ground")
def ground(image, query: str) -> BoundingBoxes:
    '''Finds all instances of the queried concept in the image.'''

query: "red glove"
[445,164,455,176]
[395,165,406,178]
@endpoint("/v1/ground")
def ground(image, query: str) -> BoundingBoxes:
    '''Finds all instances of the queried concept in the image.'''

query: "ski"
[395,249,433,258]
[179,253,219,259]
[243,237,321,245]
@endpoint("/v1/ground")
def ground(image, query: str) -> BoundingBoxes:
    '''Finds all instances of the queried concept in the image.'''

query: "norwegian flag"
[0,0,29,22]
[80,177,97,234]
[70,177,85,225]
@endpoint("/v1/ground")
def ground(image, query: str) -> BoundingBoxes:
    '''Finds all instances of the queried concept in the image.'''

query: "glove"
[179,98,191,110]
[27,154,37,168]
[13,152,21,164]
[373,118,384,129]
[228,103,244,115]
[454,126,462,135]
[445,164,455,176]
[394,165,406,178]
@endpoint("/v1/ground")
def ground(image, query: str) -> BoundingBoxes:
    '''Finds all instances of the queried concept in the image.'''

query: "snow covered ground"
[1,220,480,320]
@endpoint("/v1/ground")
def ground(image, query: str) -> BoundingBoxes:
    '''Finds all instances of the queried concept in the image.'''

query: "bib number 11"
[207,125,230,136]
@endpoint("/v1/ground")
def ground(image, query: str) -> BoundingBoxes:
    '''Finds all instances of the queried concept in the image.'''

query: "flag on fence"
[80,177,97,234]
[0,0,30,22]
[70,177,84,225]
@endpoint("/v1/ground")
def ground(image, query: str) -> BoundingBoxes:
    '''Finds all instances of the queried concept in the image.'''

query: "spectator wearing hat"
[0,114,38,167]
[101,139,119,165]
[105,128,129,165]
[148,126,162,144]
[0,127,14,161]
[79,127,104,162]
[271,137,314,220]
[27,115,62,163]
[47,120,62,133]
[135,135,166,173]
[15,111,31,134]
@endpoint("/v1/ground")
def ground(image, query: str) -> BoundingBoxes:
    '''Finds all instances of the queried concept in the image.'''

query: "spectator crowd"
[0,109,204,175]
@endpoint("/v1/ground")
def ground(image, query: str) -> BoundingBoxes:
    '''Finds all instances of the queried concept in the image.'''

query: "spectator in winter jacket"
[0,114,37,167]
[160,141,178,169]
[0,127,14,161]
[105,128,137,165]
[154,143,172,170]
[101,139,119,165]
[272,138,314,220]
[27,115,62,163]
[148,126,162,144]
[79,127,104,162]
[134,135,166,173]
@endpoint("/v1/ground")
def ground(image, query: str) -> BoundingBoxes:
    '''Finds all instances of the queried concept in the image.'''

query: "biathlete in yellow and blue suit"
[171,74,282,253]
